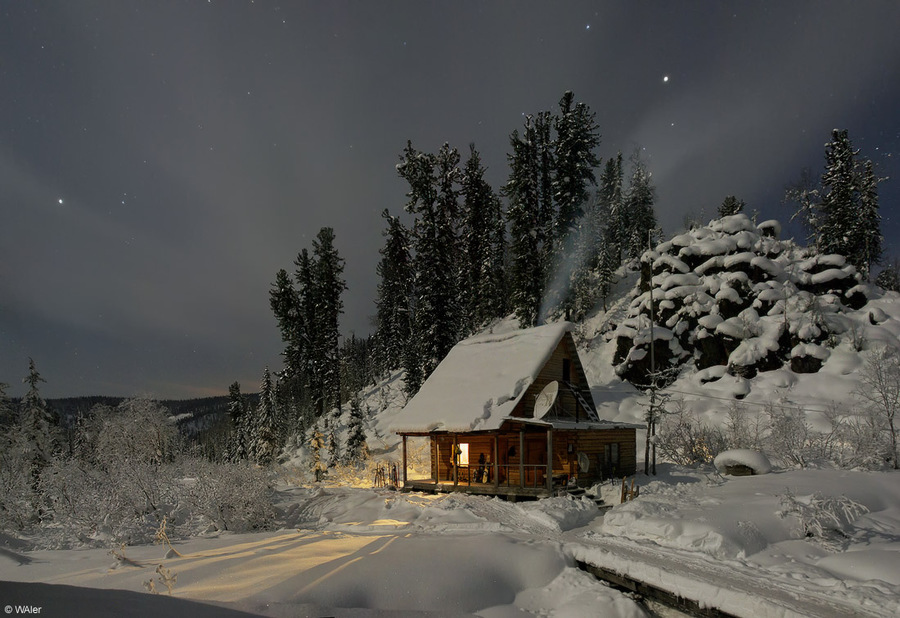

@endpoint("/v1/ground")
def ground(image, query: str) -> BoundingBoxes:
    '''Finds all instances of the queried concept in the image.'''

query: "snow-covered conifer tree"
[227,381,248,461]
[854,159,883,279]
[252,367,280,465]
[599,153,624,264]
[397,141,462,379]
[819,129,859,259]
[535,110,556,268]
[19,358,55,474]
[461,143,506,332]
[402,331,423,399]
[624,150,658,259]
[505,116,543,327]
[343,395,368,466]
[876,260,900,292]
[373,209,413,376]
[718,195,745,218]
[552,91,601,241]
[312,227,347,418]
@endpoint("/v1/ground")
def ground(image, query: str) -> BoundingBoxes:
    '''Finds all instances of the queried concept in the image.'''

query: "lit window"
[458,443,469,466]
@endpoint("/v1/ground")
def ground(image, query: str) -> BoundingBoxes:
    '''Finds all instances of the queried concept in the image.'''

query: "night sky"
[3,1,899,400]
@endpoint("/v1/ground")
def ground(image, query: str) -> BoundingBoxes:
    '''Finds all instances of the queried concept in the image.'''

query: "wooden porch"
[402,478,557,499]
[398,425,578,499]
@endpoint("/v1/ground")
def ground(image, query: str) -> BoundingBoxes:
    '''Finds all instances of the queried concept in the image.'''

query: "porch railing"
[447,463,563,489]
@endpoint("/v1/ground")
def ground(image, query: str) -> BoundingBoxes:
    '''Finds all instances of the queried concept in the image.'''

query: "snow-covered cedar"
[713,449,773,474]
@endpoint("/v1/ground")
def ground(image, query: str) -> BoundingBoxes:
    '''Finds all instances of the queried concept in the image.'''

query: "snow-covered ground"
[0,481,643,617]
[2,466,898,616]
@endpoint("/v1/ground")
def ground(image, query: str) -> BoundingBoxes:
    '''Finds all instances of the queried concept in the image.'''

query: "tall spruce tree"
[343,395,368,465]
[461,144,505,332]
[19,358,54,472]
[535,110,557,267]
[599,153,625,263]
[270,268,301,376]
[819,129,859,259]
[312,227,347,417]
[505,116,543,327]
[552,91,601,243]
[597,153,626,311]
[227,381,248,461]
[854,159,883,279]
[293,248,318,415]
[397,141,462,380]
[270,250,315,429]
[252,366,280,465]
[624,150,658,259]
[373,210,413,377]
[484,192,509,321]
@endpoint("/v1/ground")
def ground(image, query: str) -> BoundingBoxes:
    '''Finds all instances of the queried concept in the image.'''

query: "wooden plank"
[546,428,553,492]
[493,434,499,490]
[402,435,408,485]
[575,560,738,618]
[519,430,524,489]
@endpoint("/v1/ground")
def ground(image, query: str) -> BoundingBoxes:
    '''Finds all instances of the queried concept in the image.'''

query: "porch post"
[519,430,525,488]
[402,435,408,487]
[546,428,553,492]
[493,433,499,489]
[453,433,459,488]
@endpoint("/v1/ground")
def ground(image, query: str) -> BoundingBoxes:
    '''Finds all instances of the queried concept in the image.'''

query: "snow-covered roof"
[390,322,577,433]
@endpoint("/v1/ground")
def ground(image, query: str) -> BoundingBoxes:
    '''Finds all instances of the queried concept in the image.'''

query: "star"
[663,75,670,83]
[58,198,64,205]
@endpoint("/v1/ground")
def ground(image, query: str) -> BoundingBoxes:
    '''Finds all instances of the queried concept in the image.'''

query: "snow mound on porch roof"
[390,321,573,433]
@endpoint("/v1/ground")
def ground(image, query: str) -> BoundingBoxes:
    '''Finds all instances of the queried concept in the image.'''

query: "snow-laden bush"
[180,459,274,532]
[778,489,869,543]
[0,429,37,530]
[39,455,181,546]
[8,398,278,547]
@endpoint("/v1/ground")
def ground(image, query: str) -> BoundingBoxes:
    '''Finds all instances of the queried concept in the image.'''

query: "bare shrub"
[854,346,900,469]
[765,403,813,467]
[656,398,727,466]
[0,428,37,530]
[724,402,765,451]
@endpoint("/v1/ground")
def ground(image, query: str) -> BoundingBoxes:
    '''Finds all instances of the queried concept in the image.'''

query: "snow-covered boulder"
[714,449,772,475]
[612,213,866,393]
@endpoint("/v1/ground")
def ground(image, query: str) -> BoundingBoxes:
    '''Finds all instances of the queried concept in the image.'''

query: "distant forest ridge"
[24,394,261,428]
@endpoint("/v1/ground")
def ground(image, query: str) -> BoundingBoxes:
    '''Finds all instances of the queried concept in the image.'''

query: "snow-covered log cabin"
[391,322,638,498]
